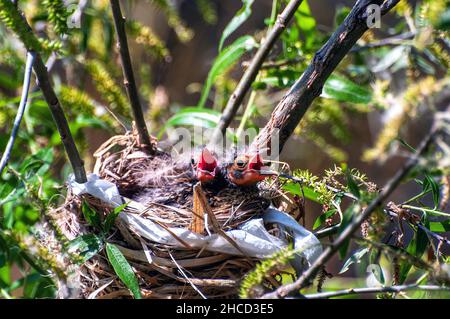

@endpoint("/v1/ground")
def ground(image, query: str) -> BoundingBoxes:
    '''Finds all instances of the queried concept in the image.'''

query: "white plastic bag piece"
[69,174,322,266]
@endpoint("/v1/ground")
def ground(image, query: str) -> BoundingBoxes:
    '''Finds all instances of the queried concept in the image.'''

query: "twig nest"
[52,133,312,299]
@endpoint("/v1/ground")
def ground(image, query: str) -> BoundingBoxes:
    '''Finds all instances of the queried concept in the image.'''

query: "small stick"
[211,0,304,144]
[0,52,35,176]
[301,284,450,299]
[193,183,251,258]
[110,0,153,151]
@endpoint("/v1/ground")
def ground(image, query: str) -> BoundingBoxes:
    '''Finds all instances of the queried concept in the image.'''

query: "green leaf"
[346,171,361,199]
[282,182,321,203]
[398,226,429,284]
[81,201,102,230]
[322,75,372,104]
[396,138,416,153]
[313,209,337,230]
[429,220,450,233]
[105,243,141,299]
[103,202,129,233]
[198,35,257,108]
[295,1,317,49]
[339,247,369,274]
[369,264,385,286]
[67,234,103,263]
[158,107,222,138]
[372,45,407,73]
[423,174,440,209]
[218,0,255,51]
[338,205,357,260]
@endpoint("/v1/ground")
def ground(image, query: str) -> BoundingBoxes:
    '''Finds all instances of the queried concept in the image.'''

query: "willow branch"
[251,0,397,154]
[3,3,87,183]
[110,0,153,151]
[301,284,450,299]
[0,52,35,176]
[261,119,441,299]
[211,0,304,144]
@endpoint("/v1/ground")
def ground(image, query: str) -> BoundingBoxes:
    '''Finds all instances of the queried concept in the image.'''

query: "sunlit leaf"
[103,202,129,233]
[339,247,369,274]
[67,234,103,263]
[313,209,337,230]
[198,35,257,108]
[322,75,372,104]
[371,45,407,72]
[218,0,255,51]
[158,107,222,137]
[106,243,141,299]
[81,201,102,230]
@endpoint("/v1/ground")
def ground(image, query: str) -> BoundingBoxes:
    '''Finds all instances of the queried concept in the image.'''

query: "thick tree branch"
[251,0,396,154]
[211,0,304,144]
[301,284,450,299]
[261,118,441,298]
[110,0,153,151]
[0,52,35,176]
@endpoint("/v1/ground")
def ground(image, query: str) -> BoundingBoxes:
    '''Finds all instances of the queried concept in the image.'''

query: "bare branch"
[211,0,304,144]
[0,52,35,176]
[261,116,442,298]
[251,0,397,154]
[301,284,450,299]
[110,0,153,151]
[33,55,87,183]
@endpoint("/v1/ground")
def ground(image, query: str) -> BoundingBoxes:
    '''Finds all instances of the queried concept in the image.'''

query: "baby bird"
[191,148,218,183]
[226,152,275,187]
[191,147,228,189]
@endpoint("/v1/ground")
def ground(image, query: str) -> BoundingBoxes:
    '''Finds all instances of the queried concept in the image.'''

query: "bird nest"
[50,132,304,299]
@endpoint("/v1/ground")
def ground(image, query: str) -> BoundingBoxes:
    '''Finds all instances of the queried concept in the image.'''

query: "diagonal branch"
[0,1,87,183]
[251,0,398,154]
[261,115,443,298]
[33,55,87,183]
[0,52,35,176]
[211,0,304,144]
[110,0,153,151]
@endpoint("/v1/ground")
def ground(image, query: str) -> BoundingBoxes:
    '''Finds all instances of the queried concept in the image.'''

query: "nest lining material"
[53,133,321,299]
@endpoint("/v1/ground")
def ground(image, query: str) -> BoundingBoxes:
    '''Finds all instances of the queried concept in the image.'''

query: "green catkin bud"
[0,0,43,51]
[240,246,297,299]
[127,20,170,61]
[42,0,69,35]
[86,60,130,118]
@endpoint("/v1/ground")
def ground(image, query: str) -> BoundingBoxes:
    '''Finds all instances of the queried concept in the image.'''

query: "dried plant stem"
[0,52,35,176]
[211,0,304,144]
[110,0,153,151]
[261,120,440,299]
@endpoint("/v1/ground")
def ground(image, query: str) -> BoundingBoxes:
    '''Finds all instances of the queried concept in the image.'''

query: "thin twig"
[251,0,397,154]
[0,52,35,176]
[211,0,304,144]
[110,0,153,151]
[261,119,441,299]
[351,31,415,52]
[301,284,450,299]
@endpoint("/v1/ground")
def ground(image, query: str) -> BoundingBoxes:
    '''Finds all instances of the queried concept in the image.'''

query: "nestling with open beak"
[191,148,220,184]
[227,152,276,187]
